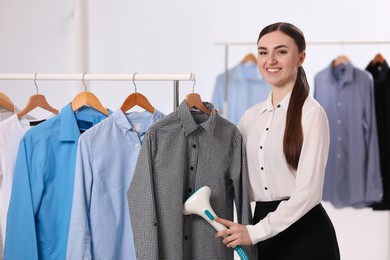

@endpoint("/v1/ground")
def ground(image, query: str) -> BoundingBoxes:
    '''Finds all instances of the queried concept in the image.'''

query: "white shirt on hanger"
[0,115,36,242]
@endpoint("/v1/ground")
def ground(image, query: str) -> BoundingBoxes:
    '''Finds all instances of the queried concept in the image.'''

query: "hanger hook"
[191,72,196,93]
[82,72,87,92]
[132,73,138,92]
[190,72,196,93]
[34,73,39,94]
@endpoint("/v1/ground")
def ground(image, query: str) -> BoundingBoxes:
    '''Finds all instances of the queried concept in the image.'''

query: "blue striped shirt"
[314,62,383,208]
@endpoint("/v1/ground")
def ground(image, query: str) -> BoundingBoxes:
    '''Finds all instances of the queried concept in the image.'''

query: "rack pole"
[223,45,229,118]
[0,73,196,82]
[0,73,196,111]
[173,80,179,111]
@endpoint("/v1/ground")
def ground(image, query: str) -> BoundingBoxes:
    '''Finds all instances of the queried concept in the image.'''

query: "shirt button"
[188,188,192,193]
[337,153,342,158]
[261,167,264,170]
[184,236,189,240]
[337,102,342,107]
[266,128,269,131]
[192,144,197,148]
[260,146,263,149]
[338,136,342,141]
[190,166,194,170]
[264,187,268,190]
[277,105,281,108]
[337,119,342,124]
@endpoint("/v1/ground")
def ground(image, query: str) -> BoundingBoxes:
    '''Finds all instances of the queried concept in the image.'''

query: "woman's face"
[257,31,305,89]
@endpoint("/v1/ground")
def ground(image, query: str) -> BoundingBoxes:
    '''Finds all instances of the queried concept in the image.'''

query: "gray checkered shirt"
[128,100,256,260]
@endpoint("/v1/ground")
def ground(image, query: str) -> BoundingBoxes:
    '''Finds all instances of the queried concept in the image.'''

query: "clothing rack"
[215,40,390,117]
[0,73,196,111]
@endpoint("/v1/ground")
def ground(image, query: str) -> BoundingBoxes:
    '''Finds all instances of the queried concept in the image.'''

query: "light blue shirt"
[314,62,383,208]
[4,104,110,260]
[212,61,271,125]
[66,109,164,260]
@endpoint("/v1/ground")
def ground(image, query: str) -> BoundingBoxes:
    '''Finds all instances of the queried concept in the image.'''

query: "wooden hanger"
[186,93,211,116]
[332,55,349,67]
[71,91,109,116]
[17,74,59,118]
[120,73,154,113]
[17,94,59,118]
[71,73,109,116]
[371,53,385,65]
[241,53,257,64]
[0,92,14,112]
[120,92,154,113]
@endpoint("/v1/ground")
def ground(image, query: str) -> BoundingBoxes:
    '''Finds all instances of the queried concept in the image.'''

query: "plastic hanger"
[0,92,14,112]
[17,73,59,118]
[120,73,154,113]
[71,73,109,116]
[185,74,211,116]
[241,53,257,64]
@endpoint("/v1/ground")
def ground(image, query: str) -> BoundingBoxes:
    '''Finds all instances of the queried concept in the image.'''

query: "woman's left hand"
[214,217,252,247]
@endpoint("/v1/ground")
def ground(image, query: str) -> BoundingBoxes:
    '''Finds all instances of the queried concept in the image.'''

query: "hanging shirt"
[127,100,255,260]
[4,104,110,260]
[314,62,383,208]
[0,115,39,243]
[212,61,271,125]
[0,107,35,260]
[66,109,164,260]
[0,107,14,122]
[239,92,330,243]
[366,60,390,210]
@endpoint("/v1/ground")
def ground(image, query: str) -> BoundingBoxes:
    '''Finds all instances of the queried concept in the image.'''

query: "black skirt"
[253,201,340,260]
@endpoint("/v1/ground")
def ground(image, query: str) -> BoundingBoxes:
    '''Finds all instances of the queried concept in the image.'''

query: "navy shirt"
[366,60,390,210]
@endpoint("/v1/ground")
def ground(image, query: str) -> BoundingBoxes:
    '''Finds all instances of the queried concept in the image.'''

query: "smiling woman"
[215,22,340,260]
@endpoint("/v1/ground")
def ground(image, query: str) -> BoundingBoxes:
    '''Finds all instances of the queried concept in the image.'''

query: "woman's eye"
[258,51,267,56]
[277,50,287,55]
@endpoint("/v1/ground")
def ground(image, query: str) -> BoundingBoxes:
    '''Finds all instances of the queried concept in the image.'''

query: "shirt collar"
[177,99,217,136]
[260,91,291,114]
[324,61,354,86]
[366,59,389,83]
[114,108,165,135]
[60,103,110,141]
[231,62,265,81]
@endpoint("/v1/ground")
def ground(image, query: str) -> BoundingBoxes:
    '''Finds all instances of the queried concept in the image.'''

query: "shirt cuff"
[246,222,268,245]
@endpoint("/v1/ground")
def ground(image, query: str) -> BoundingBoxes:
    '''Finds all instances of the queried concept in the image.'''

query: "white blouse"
[238,92,330,244]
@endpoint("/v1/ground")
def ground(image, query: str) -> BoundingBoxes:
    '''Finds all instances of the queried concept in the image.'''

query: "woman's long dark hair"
[257,22,309,170]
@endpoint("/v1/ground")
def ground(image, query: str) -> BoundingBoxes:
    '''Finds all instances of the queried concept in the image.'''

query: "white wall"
[0,0,389,259]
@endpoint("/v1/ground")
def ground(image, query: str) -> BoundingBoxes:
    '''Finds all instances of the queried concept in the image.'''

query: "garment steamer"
[183,186,249,260]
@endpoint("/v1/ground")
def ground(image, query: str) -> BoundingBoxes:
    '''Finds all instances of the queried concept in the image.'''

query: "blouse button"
[266,128,269,131]
[260,146,263,149]
[264,187,268,190]
[261,167,264,170]
[277,104,281,108]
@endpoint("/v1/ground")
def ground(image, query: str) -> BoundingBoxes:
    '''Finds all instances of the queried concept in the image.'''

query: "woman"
[215,22,340,260]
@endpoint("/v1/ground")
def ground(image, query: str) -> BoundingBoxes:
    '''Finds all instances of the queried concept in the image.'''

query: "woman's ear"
[297,51,306,66]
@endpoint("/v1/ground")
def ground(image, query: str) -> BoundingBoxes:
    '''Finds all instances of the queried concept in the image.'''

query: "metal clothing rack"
[0,73,196,111]
[215,40,390,117]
